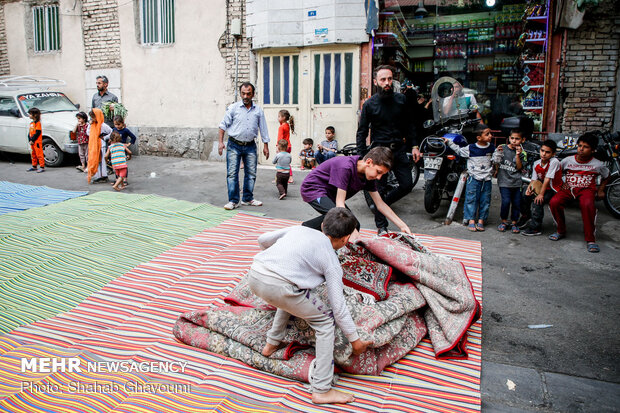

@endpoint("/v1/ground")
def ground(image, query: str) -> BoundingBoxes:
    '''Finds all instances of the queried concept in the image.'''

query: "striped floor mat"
[2,213,482,412]
[0,191,236,333]
[0,181,88,215]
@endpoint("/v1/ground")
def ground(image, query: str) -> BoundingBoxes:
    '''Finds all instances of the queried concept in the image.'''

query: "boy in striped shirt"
[105,131,132,191]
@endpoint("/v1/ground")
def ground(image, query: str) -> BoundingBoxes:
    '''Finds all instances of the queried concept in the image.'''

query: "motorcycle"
[521,130,620,218]
[421,77,481,214]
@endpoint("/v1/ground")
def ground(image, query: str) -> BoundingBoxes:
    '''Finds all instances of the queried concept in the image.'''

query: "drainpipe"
[231,17,242,101]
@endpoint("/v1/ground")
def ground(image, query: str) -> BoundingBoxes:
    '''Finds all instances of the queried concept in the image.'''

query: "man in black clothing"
[356,66,421,235]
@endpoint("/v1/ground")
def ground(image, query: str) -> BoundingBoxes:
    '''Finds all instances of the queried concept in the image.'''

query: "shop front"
[374,0,556,137]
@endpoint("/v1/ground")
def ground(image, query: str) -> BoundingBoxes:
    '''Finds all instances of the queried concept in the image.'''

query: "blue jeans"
[463,177,492,222]
[499,187,522,222]
[226,140,257,204]
[315,150,336,165]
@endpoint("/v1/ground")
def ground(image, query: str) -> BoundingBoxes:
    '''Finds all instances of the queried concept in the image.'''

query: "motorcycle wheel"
[604,176,620,219]
[411,162,421,191]
[424,178,442,214]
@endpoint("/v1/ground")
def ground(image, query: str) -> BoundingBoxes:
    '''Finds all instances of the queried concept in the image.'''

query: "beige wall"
[4,0,86,108]
[117,1,228,128]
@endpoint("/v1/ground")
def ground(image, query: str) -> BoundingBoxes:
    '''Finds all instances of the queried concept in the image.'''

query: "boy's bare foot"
[113,185,120,191]
[312,389,355,404]
[261,343,282,357]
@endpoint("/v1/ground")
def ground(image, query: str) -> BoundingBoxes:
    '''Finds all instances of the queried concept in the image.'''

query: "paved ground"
[1,152,619,412]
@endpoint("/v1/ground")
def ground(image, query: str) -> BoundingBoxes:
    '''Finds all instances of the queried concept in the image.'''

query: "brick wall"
[218,0,251,100]
[0,2,10,75]
[81,0,121,69]
[559,0,620,133]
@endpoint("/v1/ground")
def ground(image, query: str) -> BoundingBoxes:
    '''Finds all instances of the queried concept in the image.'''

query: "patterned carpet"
[0,192,482,412]
[0,181,87,215]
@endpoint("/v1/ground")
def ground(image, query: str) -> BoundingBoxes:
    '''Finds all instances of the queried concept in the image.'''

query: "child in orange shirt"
[278,109,295,183]
[27,107,45,173]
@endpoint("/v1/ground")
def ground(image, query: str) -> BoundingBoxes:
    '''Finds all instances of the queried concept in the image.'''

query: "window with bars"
[141,0,175,45]
[261,55,299,105]
[314,52,353,105]
[32,5,60,53]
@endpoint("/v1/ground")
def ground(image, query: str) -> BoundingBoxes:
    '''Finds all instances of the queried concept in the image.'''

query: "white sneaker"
[240,199,263,206]
[224,202,239,210]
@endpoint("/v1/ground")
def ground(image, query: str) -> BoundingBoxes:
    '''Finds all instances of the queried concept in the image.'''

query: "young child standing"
[74,112,89,172]
[247,207,371,405]
[299,138,316,170]
[273,139,292,200]
[315,126,339,165]
[112,115,137,186]
[300,147,412,236]
[26,107,45,173]
[445,123,496,231]
[105,131,132,191]
[277,110,295,183]
[493,129,526,233]
[112,115,137,147]
[548,132,610,252]
[521,140,562,236]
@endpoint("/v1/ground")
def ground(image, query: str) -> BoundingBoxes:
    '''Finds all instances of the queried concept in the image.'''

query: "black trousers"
[301,197,360,232]
[365,148,413,229]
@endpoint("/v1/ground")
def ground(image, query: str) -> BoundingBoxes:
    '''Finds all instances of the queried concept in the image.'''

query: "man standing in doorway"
[218,82,270,210]
[91,75,118,128]
[356,65,421,235]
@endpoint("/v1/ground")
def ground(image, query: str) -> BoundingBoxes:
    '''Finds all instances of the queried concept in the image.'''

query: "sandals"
[511,225,520,234]
[475,223,485,232]
[587,243,600,253]
[497,222,508,232]
[548,232,565,241]
[467,223,477,232]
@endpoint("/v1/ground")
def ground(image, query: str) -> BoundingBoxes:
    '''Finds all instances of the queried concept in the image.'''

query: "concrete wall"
[3,0,87,108]
[0,3,9,75]
[116,1,228,159]
[558,0,620,133]
[247,0,368,49]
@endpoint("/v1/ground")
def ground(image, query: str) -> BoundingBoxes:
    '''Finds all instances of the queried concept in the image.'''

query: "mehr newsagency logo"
[20,357,191,394]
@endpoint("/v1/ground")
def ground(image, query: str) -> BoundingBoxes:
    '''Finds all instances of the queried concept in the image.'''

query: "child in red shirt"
[74,112,89,172]
[548,132,610,252]
[27,107,45,173]
[277,109,295,183]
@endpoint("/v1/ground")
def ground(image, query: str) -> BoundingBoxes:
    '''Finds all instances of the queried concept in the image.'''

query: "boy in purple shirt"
[300,147,412,237]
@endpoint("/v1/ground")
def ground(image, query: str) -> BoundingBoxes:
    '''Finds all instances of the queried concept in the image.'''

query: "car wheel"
[42,137,64,167]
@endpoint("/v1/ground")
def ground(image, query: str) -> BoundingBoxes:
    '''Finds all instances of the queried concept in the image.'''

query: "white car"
[0,77,79,167]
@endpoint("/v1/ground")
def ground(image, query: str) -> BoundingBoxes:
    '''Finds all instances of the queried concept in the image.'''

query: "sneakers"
[521,228,542,236]
[377,227,389,236]
[36,168,45,173]
[27,167,38,172]
[224,202,239,210]
[240,199,263,207]
[516,216,530,229]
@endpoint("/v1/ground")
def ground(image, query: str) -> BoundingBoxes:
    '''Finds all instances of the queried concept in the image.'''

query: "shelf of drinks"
[523,60,545,64]
[527,85,544,89]
[523,106,543,110]
[525,38,547,43]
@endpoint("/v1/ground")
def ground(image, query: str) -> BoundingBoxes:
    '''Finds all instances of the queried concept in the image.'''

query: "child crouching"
[247,207,370,404]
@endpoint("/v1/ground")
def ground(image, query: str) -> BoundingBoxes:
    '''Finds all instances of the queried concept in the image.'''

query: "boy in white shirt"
[548,133,610,252]
[247,207,370,404]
